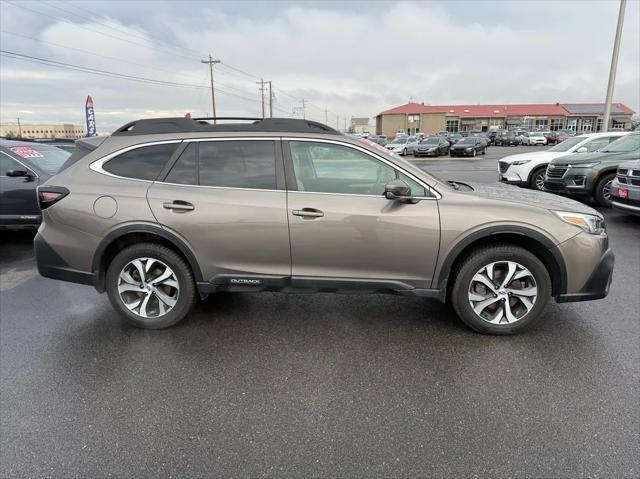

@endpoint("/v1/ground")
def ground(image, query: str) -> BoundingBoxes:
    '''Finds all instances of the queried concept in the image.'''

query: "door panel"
[0,153,40,223]
[147,184,290,280]
[287,192,440,287]
[146,138,290,281]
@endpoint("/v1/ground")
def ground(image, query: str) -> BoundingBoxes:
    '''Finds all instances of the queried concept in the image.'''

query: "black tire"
[472,148,477,157]
[594,172,616,207]
[106,243,197,329]
[402,148,407,156]
[528,167,546,191]
[451,244,551,335]
[481,147,486,155]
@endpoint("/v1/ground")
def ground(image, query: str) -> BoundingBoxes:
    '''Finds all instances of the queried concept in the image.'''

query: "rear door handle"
[292,208,324,218]
[163,201,194,212]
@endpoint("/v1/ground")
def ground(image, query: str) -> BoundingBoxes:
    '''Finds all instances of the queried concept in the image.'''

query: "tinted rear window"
[198,140,276,189]
[103,143,179,181]
[5,144,70,175]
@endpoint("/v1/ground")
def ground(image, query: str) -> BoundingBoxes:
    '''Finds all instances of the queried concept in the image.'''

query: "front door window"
[289,141,396,195]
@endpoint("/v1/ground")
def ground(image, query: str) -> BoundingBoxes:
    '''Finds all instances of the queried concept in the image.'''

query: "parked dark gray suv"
[34,117,614,334]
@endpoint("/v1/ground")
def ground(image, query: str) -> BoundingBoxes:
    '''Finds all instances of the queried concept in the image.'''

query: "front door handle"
[292,208,324,218]
[163,201,194,212]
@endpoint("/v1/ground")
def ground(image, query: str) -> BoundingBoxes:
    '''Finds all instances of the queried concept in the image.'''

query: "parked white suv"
[498,132,629,191]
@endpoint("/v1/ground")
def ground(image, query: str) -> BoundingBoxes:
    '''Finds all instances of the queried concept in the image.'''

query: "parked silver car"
[385,136,418,155]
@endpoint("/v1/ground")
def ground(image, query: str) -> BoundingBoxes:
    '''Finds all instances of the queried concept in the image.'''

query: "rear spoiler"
[76,136,107,151]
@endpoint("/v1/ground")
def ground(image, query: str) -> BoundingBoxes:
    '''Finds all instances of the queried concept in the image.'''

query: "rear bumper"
[556,249,614,303]
[0,214,41,230]
[34,233,95,287]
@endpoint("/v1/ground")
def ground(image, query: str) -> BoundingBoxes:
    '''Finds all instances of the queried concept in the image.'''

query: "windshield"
[422,138,440,144]
[6,144,71,174]
[390,138,407,144]
[547,136,585,152]
[601,134,640,153]
[458,138,475,144]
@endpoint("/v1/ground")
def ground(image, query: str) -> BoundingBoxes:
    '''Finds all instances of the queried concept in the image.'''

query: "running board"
[197,274,442,300]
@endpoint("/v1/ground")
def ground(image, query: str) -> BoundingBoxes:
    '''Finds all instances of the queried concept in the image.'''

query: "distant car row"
[498,131,640,214]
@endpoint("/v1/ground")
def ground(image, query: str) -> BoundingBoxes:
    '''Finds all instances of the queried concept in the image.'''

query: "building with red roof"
[374,101,635,138]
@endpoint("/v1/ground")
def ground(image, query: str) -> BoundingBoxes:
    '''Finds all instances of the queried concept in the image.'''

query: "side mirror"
[384,179,417,203]
[575,146,588,153]
[6,169,29,177]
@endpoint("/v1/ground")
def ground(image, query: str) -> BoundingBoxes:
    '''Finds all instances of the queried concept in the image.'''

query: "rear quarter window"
[103,143,180,181]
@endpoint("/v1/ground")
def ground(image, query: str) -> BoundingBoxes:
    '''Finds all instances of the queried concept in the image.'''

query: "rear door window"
[198,140,276,189]
[103,143,179,181]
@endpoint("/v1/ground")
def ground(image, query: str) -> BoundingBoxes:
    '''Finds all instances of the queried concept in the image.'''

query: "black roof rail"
[112,117,339,136]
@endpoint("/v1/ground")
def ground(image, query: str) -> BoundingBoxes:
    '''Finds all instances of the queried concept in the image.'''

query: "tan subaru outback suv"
[35,118,614,334]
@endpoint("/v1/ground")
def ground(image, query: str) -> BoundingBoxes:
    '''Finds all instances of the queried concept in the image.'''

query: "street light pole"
[201,54,221,123]
[16,117,22,137]
[602,0,626,132]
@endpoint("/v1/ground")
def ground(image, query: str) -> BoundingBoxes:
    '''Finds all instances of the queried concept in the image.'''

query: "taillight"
[38,186,69,210]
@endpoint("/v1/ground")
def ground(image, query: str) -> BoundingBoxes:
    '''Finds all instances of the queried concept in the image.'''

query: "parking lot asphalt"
[1,146,639,478]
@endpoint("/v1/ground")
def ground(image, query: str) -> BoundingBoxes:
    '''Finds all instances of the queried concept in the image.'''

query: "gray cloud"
[1,1,638,132]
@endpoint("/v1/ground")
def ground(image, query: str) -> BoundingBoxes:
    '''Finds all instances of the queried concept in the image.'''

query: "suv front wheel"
[106,243,197,329]
[451,245,551,334]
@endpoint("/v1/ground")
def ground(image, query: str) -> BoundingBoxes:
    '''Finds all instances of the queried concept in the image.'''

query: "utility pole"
[16,117,22,137]
[201,54,221,123]
[344,117,347,132]
[256,79,266,118]
[268,81,273,118]
[300,99,307,120]
[602,0,626,132]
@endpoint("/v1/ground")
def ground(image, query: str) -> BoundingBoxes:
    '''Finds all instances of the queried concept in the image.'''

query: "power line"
[0,30,263,100]
[4,1,340,123]
[0,50,264,105]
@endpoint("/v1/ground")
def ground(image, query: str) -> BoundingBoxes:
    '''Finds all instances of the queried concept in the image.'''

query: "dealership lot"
[1,152,639,477]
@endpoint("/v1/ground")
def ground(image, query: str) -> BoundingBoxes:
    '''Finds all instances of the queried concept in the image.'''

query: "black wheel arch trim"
[434,225,568,298]
[91,224,203,292]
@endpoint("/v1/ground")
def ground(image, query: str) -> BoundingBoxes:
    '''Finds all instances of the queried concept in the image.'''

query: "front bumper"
[499,162,531,186]
[450,149,474,156]
[544,169,594,197]
[557,248,614,303]
[610,180,640,215]
[414,149,438,157]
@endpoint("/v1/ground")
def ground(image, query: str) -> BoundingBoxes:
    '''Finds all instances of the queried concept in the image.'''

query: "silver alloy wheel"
[468,261,538,324]
[118,257,179,318]
[534,172,545,190]
[602,179,613,200]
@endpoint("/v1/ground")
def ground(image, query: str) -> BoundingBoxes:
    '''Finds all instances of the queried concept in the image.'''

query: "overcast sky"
[1,0,638,132]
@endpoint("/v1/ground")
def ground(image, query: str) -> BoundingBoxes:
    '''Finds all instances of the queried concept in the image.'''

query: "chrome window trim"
[154,181,284,193]
[184,137,279,143]
[0,151,39,178]
[88,136,441,199]
[283,137,441,200]
[89,140,183,183]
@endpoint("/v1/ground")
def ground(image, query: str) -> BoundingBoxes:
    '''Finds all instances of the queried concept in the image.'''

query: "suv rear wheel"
[106,243,197,329]
[451,245,551,334]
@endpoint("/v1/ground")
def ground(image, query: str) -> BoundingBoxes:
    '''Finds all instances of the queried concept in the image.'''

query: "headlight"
[465,147,473,151]
[553,211,605,235]
[512,159,532,165]
[568,161,601,168]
